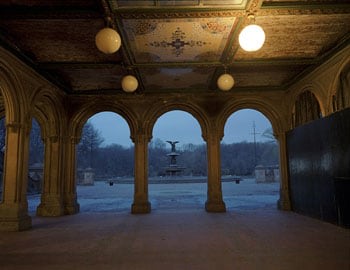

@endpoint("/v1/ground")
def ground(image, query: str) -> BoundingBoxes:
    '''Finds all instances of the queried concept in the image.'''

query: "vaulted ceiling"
[0,0,349,95]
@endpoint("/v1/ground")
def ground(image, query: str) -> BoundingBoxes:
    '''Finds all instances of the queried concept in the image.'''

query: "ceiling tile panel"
[231,64,310,87]
[1,19,122,63]
[122,17,236,63]
[54,67,124,91]
[140,67,215,91]
[116,0,246,7]
[235,14,350,60]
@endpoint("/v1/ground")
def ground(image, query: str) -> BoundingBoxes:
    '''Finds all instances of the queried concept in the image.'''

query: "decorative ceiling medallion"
[147,27,209,57]
[123,17,236,63]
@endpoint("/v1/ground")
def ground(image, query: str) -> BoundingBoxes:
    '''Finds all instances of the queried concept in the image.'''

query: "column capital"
[43,135,59,143]
[131,129,152,144]
[67,136,80,145]
[273,131,284,141]
[202,128,224,143]
[6,121,31,134]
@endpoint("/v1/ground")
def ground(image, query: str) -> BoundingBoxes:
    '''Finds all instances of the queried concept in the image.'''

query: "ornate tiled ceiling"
[0,0,349,94]
[122,17,236,63]
[115,0,246,8]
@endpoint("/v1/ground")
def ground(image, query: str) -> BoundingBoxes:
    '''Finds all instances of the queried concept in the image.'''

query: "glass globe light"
[217,73,234,91]
[95,27,121,54]
[239,24,265,52]
[121,75,138,93]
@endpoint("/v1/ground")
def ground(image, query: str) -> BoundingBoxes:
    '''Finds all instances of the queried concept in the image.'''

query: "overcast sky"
[89,109,272,147]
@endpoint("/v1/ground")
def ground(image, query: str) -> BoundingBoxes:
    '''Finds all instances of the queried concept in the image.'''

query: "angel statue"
[166,141,179,152]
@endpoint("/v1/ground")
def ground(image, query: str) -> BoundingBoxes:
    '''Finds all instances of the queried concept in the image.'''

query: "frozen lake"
[27,178,280,214]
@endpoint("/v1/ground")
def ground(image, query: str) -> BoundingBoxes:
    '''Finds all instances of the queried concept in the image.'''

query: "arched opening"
[27,118,44,215]
[149,110,206,211]
[332,62,350,112]
[76,111,133,213]
[221,109,280,211]
[0,116,4,202]
[292,90,322,128]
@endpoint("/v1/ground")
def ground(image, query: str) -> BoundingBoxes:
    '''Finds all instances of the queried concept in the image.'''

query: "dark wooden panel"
[287,107,350,227]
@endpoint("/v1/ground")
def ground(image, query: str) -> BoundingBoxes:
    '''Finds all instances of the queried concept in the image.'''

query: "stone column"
[63,136,80,215]
[36,136,64,216]
[204,130,226,212]
[276,132,292,210]
[0,122,32,231]
[131,131,151,214]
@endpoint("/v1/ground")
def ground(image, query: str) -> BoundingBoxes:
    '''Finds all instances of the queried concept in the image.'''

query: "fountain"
[165,141,185,176]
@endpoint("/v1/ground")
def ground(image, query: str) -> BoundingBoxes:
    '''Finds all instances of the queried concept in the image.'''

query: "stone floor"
[1,180,349,270]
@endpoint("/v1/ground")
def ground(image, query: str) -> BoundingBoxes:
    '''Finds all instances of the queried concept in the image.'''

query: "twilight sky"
[89,109,272,147]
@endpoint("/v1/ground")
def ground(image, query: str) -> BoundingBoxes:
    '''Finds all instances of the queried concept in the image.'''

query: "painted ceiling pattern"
[123,17,236,63]
[116,0,245,7]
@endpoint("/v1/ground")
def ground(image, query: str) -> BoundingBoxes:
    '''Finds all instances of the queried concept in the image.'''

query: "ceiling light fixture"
[239,14,265,52]
[95,17,121,54]
[121,75,138,93]
[217,69,235,91]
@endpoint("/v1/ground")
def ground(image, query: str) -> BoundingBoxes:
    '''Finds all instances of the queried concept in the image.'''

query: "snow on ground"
[27,178,280,214]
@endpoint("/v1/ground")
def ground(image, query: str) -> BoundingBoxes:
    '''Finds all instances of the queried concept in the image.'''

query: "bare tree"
[261,127,277,144]
[77,121,104,169]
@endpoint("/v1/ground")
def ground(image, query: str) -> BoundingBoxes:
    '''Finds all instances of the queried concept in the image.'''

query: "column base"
[64,194,80,215]
[131,201,151,214]
[64,203,80,215]
[36,194,65,217]
[277,197,292,211]
[205,200,226,212]
[0,215,32,231]
[37,203,64,217]
[0,203,32,231]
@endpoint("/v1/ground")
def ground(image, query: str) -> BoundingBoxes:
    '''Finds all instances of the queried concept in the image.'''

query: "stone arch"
[69,99,137,143]
[330,60,350,112]
[291,88,322,128]
[145,101,209,142]
[0,62,28,124]
[219,98,284,138]
[30,87,66,140]
[0,107,5,119]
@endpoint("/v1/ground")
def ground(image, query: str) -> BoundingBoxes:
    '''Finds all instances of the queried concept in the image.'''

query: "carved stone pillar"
[204,129,226,212]
[131,131,151,214]
[0,122,32,231]
[36,136,64,216]
[276,132,292,210]
[63,136,80,215]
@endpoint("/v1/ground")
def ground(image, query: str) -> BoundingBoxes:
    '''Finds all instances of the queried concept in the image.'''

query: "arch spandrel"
[144,100,209,143]
[68,98,138,143]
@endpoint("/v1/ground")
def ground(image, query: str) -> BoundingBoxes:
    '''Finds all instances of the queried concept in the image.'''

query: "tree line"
[0,119,279,179]
[77,122,279,179]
